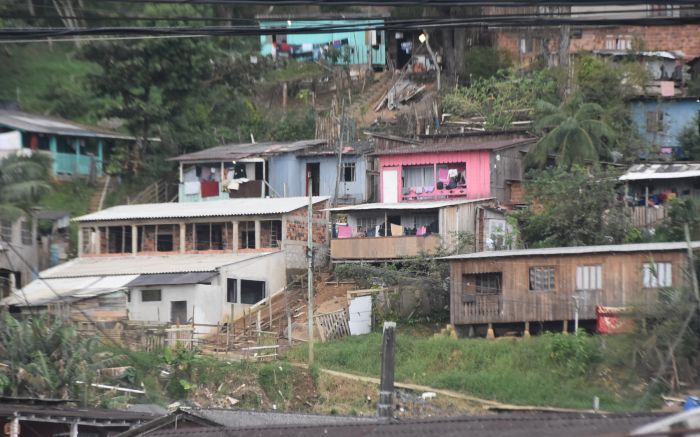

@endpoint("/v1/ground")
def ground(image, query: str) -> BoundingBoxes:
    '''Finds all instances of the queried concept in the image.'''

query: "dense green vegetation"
[288,330,656,411]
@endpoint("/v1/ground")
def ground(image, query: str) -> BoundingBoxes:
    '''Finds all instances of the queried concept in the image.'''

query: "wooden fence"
[629,205,667,229]
[315,308,351,341]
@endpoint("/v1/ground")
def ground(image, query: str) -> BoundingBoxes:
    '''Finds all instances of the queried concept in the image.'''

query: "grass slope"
[0,44,98,116]
[288,331,655,412]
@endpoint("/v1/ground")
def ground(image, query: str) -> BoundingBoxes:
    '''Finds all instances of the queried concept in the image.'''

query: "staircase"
[127,179,178,205]
[88,175,111,212]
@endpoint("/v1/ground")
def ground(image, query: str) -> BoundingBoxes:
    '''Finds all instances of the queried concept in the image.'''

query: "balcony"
[330,234,442,261]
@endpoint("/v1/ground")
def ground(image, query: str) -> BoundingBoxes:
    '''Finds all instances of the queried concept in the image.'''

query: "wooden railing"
[128,179,178,204]
[629,205,667,229]
[331,234,442,260]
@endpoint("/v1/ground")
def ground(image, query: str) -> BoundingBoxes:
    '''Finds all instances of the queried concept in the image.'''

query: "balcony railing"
[331,234,442,260]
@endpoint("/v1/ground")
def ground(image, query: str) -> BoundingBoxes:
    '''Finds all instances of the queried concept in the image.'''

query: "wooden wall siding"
[331,234,442,260]
[489,145,528,203]
[450,250,689,325]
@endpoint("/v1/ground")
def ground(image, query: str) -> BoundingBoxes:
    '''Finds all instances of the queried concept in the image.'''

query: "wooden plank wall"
[450,250,689,325]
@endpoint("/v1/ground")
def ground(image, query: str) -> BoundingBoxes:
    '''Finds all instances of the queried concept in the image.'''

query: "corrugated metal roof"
[619,163,700,181]
[75,197,329,222]
[2,275,138,306]
[374,138,535,155]
[0,109,136,140]
[126,272,218,287]
[188,408,375,428]
[442,241,700,260]
[169,140,326,162]
[328,198,495,212]
[37,252,273,278]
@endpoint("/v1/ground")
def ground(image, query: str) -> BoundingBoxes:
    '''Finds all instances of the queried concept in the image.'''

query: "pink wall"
[378,151,492,202]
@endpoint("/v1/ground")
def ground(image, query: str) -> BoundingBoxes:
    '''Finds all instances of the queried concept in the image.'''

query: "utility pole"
[572,295,581,334]
[377,321,396,418]
[684,224,700,301]
[307,175,315,364]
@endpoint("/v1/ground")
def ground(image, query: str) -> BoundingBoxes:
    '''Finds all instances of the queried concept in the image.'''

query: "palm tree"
[0,153,52,221]
[527,95,616,169]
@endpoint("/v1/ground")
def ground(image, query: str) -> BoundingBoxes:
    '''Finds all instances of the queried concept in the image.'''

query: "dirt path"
[291,363,606,414]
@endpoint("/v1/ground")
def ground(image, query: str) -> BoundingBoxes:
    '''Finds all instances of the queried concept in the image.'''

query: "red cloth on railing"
[200,180,220,197]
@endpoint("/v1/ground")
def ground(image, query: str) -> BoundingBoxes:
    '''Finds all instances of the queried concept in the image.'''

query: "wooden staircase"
[350,71,396,125]
[88,175,111,212]
[127,179,178,204]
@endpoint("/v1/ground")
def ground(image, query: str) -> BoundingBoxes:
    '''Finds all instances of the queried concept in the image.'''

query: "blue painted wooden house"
[629,96,700,156]
[170,140,375,205]
[0,109,136,177]
[258,14,387,68]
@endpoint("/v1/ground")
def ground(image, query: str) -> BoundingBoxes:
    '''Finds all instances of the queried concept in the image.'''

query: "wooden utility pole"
[377,321,396,418]
[684,224,700,301]
[307,175,315,364]
[333,99,346,207]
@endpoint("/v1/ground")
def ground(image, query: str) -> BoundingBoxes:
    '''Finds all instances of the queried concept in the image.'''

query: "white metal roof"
[442,241,700,261]
[327,198,495,212]
[619,163,700,181]
[2,275,138,307]
[75,196,329,222]
[36,252,273,278]
[0,109,137,140]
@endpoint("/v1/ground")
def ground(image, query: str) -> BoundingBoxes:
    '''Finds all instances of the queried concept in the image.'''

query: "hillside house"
[620,162,700,228]
[629,96,700,156]
[3,197,329,330]
[171,140,375,204]
[328,199,513,262]
[0,109,137,178]
[0,213,37,296]
[258,14,387,70]
[370,132,536,205]
[444,242,699,336]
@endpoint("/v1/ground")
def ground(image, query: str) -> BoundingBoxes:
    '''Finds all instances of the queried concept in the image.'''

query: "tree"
[462,46,513,82]
[654,198,700,242]
[0,313,109,401]
[512,166,629,248]
[527,95,616,169]
[677,114,700,160]
[0,153,52,221]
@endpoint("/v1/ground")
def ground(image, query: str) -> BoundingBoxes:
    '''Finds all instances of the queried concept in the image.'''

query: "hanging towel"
[424,186,434,193]
[415,187,423,194]
[438,168,449,183]
[337,225,352,239]
[200,181,220,197]
[375,225,381,237]
[448,168,459,178]
[184,181,200,195]
[417,226,427,236]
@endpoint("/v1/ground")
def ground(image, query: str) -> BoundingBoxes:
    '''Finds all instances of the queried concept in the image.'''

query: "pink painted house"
[369,132,537,205]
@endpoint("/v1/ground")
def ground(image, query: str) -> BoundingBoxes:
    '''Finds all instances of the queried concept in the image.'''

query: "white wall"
[126,252,287,330]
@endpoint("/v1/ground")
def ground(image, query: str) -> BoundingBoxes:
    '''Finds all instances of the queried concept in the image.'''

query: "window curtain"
[403,166,434,189]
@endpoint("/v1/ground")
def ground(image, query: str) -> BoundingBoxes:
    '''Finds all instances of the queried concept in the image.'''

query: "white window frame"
[576,265,602,291]
[529,266,556,292]
[643,262,672,288]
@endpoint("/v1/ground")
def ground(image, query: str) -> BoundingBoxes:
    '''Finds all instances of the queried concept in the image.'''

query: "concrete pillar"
[95,227,101,255]
[77,226,83,257]
[97,139,104,176]
[523,321,531,339]
[562,320,569,334]
[131,225,138,254]
[232,221,239,253]
[179,223,186,253]
[49,135,58,175]
[254,220,261,249]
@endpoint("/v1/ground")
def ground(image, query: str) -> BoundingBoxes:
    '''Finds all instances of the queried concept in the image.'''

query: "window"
[171,301,187,324]
[21,221,32,245]
[357,217,377,234]
[261,220,282,248]
[475,273,502,295]
[239,221,256,249]
[157,225,176,252]
[643,262,672,288]
[107,226,132,253]
[141,289,162,302]
[342,162,356,182]
[403,165,434,190]
[227,278,238,303]
[646,111,664,133]
[240,280,265,304]
[195,223,225,251]
[0,220,12,243]
[529,267,556,291]
[576,265,602,291]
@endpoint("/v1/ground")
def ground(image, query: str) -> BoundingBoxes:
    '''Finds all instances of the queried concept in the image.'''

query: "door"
[306,163,320,196]
[170,301,187,324]
[382,168,399,203]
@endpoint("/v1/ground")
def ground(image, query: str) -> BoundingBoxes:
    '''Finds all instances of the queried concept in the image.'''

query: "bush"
[463,46,513,81]
[544,332,599,376]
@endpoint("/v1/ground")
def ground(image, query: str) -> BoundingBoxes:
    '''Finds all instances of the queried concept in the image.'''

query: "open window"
[107,226,132,253]
[239,221,256,249]
[240,280,265,304]
[194,222,228,251]
[260,220,282,248]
